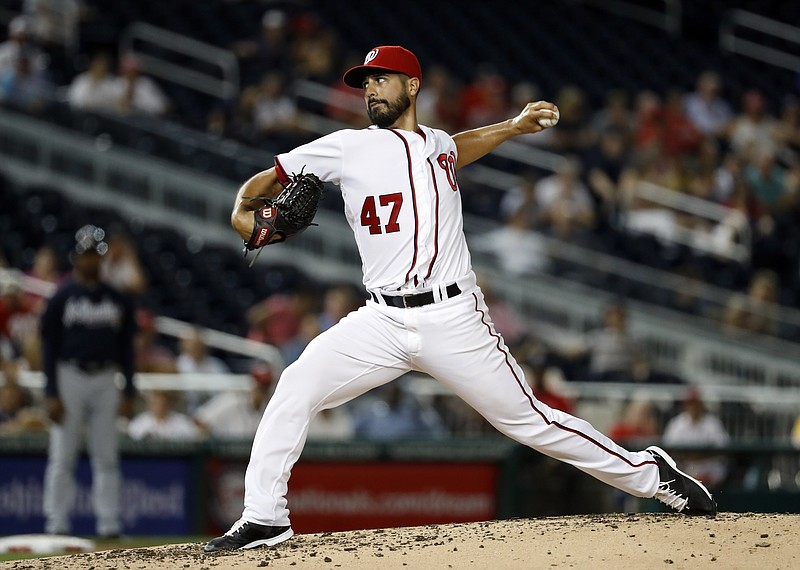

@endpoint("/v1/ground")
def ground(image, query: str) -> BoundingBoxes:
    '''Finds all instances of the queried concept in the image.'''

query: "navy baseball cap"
[343,46,422,88]
[74,224,108,256]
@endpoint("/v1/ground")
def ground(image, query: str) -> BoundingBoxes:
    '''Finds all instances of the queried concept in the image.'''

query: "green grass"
[0,536,209,562]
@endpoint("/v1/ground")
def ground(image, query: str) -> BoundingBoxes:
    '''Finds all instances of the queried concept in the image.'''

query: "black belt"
[67,359,114,373]
[371,283,462,308]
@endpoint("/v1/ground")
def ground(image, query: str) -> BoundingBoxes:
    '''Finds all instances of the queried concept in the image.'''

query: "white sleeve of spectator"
[137,78,168,115]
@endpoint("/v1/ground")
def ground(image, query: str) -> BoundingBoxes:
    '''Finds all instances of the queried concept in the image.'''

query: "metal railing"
[624,181,751,263]
[0,268,285,377]
[119,22,240,100]
[9,370,799,443]
[720,10,800,72]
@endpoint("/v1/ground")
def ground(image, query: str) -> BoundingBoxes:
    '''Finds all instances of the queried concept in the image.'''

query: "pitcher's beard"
[368,92,411,128]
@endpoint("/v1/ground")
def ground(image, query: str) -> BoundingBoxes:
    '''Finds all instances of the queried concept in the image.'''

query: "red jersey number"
[360,193,403,234]
[437,151,458,191]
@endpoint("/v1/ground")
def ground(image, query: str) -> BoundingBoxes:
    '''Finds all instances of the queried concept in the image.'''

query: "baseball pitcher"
[205,46,715,552]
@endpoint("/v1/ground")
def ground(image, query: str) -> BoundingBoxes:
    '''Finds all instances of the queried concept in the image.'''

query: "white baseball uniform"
[240,125,660,527]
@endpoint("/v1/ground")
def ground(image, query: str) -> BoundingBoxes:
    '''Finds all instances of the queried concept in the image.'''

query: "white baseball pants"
[242,277,659,526]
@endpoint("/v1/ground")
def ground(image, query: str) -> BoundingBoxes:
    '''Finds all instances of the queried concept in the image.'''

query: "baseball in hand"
[537,109,559,128]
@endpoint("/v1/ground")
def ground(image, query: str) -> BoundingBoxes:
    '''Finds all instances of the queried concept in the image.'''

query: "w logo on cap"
[364,48,379,64]
[343,46,421,88]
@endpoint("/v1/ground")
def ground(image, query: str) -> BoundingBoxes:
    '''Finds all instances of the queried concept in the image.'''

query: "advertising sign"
[0,456,194,535]
[206,460,497,534]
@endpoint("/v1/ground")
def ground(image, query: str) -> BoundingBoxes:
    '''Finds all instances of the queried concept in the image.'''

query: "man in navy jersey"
[40,225,137,537]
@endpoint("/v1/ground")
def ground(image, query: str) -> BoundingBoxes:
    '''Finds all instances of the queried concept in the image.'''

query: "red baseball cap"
[343,46,422,88]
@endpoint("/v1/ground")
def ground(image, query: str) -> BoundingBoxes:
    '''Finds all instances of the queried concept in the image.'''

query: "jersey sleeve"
[274,131,343,186]
[40,289,66,398]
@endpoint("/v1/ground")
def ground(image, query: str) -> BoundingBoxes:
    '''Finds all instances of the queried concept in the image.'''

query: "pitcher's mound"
[2,513,798,569]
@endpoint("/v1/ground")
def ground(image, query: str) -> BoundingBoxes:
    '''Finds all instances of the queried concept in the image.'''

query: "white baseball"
[537,109,560,128]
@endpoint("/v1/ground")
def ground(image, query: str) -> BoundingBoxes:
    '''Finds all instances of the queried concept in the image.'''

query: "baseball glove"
[243,172,324,251]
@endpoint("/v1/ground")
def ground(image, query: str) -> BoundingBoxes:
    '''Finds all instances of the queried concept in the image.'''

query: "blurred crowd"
[4,4,799,337]
[2,5,800,474]
[3,242,796,478]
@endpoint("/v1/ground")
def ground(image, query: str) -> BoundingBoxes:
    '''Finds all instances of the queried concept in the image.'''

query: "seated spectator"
[558,302,645,383]
[281,313,321,365]
[608,397,660,446]
[318,284,363,331]
[247,72,303,148]
[683,71,733,139]
[231,8,292,84]
[548,85,591,154]
[22,0,83,50]
[0,272,39,362]
[177,326,229,411]
[589,89,635,145]
[112,53,170,117]
[662,387,729,489]
[416,65,461,132]
[66,52,118,112]
[247,292,306,349]
[0,378,47,434]
[194,365,273,439]
[470,206,551,276]
[645,89,703,159]
[353,381,446,440]
[458,64,511,130]
[0,16,48,78]
[475,273,527,347]
[721,270,780,336]
[586,303,645,382]
[523,358,574,415]
[101,231,148,296]
[0,48,53,111]
[290,14,339,85]
[177,327,229,375]
[128,390,201,441]
[792,415,800,448]
[744,150,787,212]
[134,309,178,373]
[306,406,355,441]
[431,393,495,437]
[774,95,800,159]
[584,128,631,224]
[534,157,595,240]
[25,245,62,305]
[729,89,778,160]
[499,172,547,228]
[324,53,370,128]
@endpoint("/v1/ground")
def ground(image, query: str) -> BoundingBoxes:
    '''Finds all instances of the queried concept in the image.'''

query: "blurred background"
[1,0,800,538]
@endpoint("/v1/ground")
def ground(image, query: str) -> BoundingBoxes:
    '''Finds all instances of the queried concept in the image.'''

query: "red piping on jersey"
[388,129,419,284]
[274,156,290,185]
[471,293,658,470]
[425,159,440,280]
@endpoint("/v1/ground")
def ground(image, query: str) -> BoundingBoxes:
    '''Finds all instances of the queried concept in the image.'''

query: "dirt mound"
[2,513,798,570]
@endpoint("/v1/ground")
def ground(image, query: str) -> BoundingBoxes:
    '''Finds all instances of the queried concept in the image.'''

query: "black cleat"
[204,520,294,552]
[647,445,717,516]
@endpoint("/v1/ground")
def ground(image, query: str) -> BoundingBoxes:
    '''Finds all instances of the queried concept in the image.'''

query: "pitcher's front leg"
[241,305,410,526]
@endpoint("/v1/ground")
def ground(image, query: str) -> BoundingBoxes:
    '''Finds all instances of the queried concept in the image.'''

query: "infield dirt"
[1,512,798,570]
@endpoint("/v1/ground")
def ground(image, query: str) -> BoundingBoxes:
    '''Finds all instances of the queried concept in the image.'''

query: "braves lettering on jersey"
[275,125,469,292]
[40,280,136,398]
